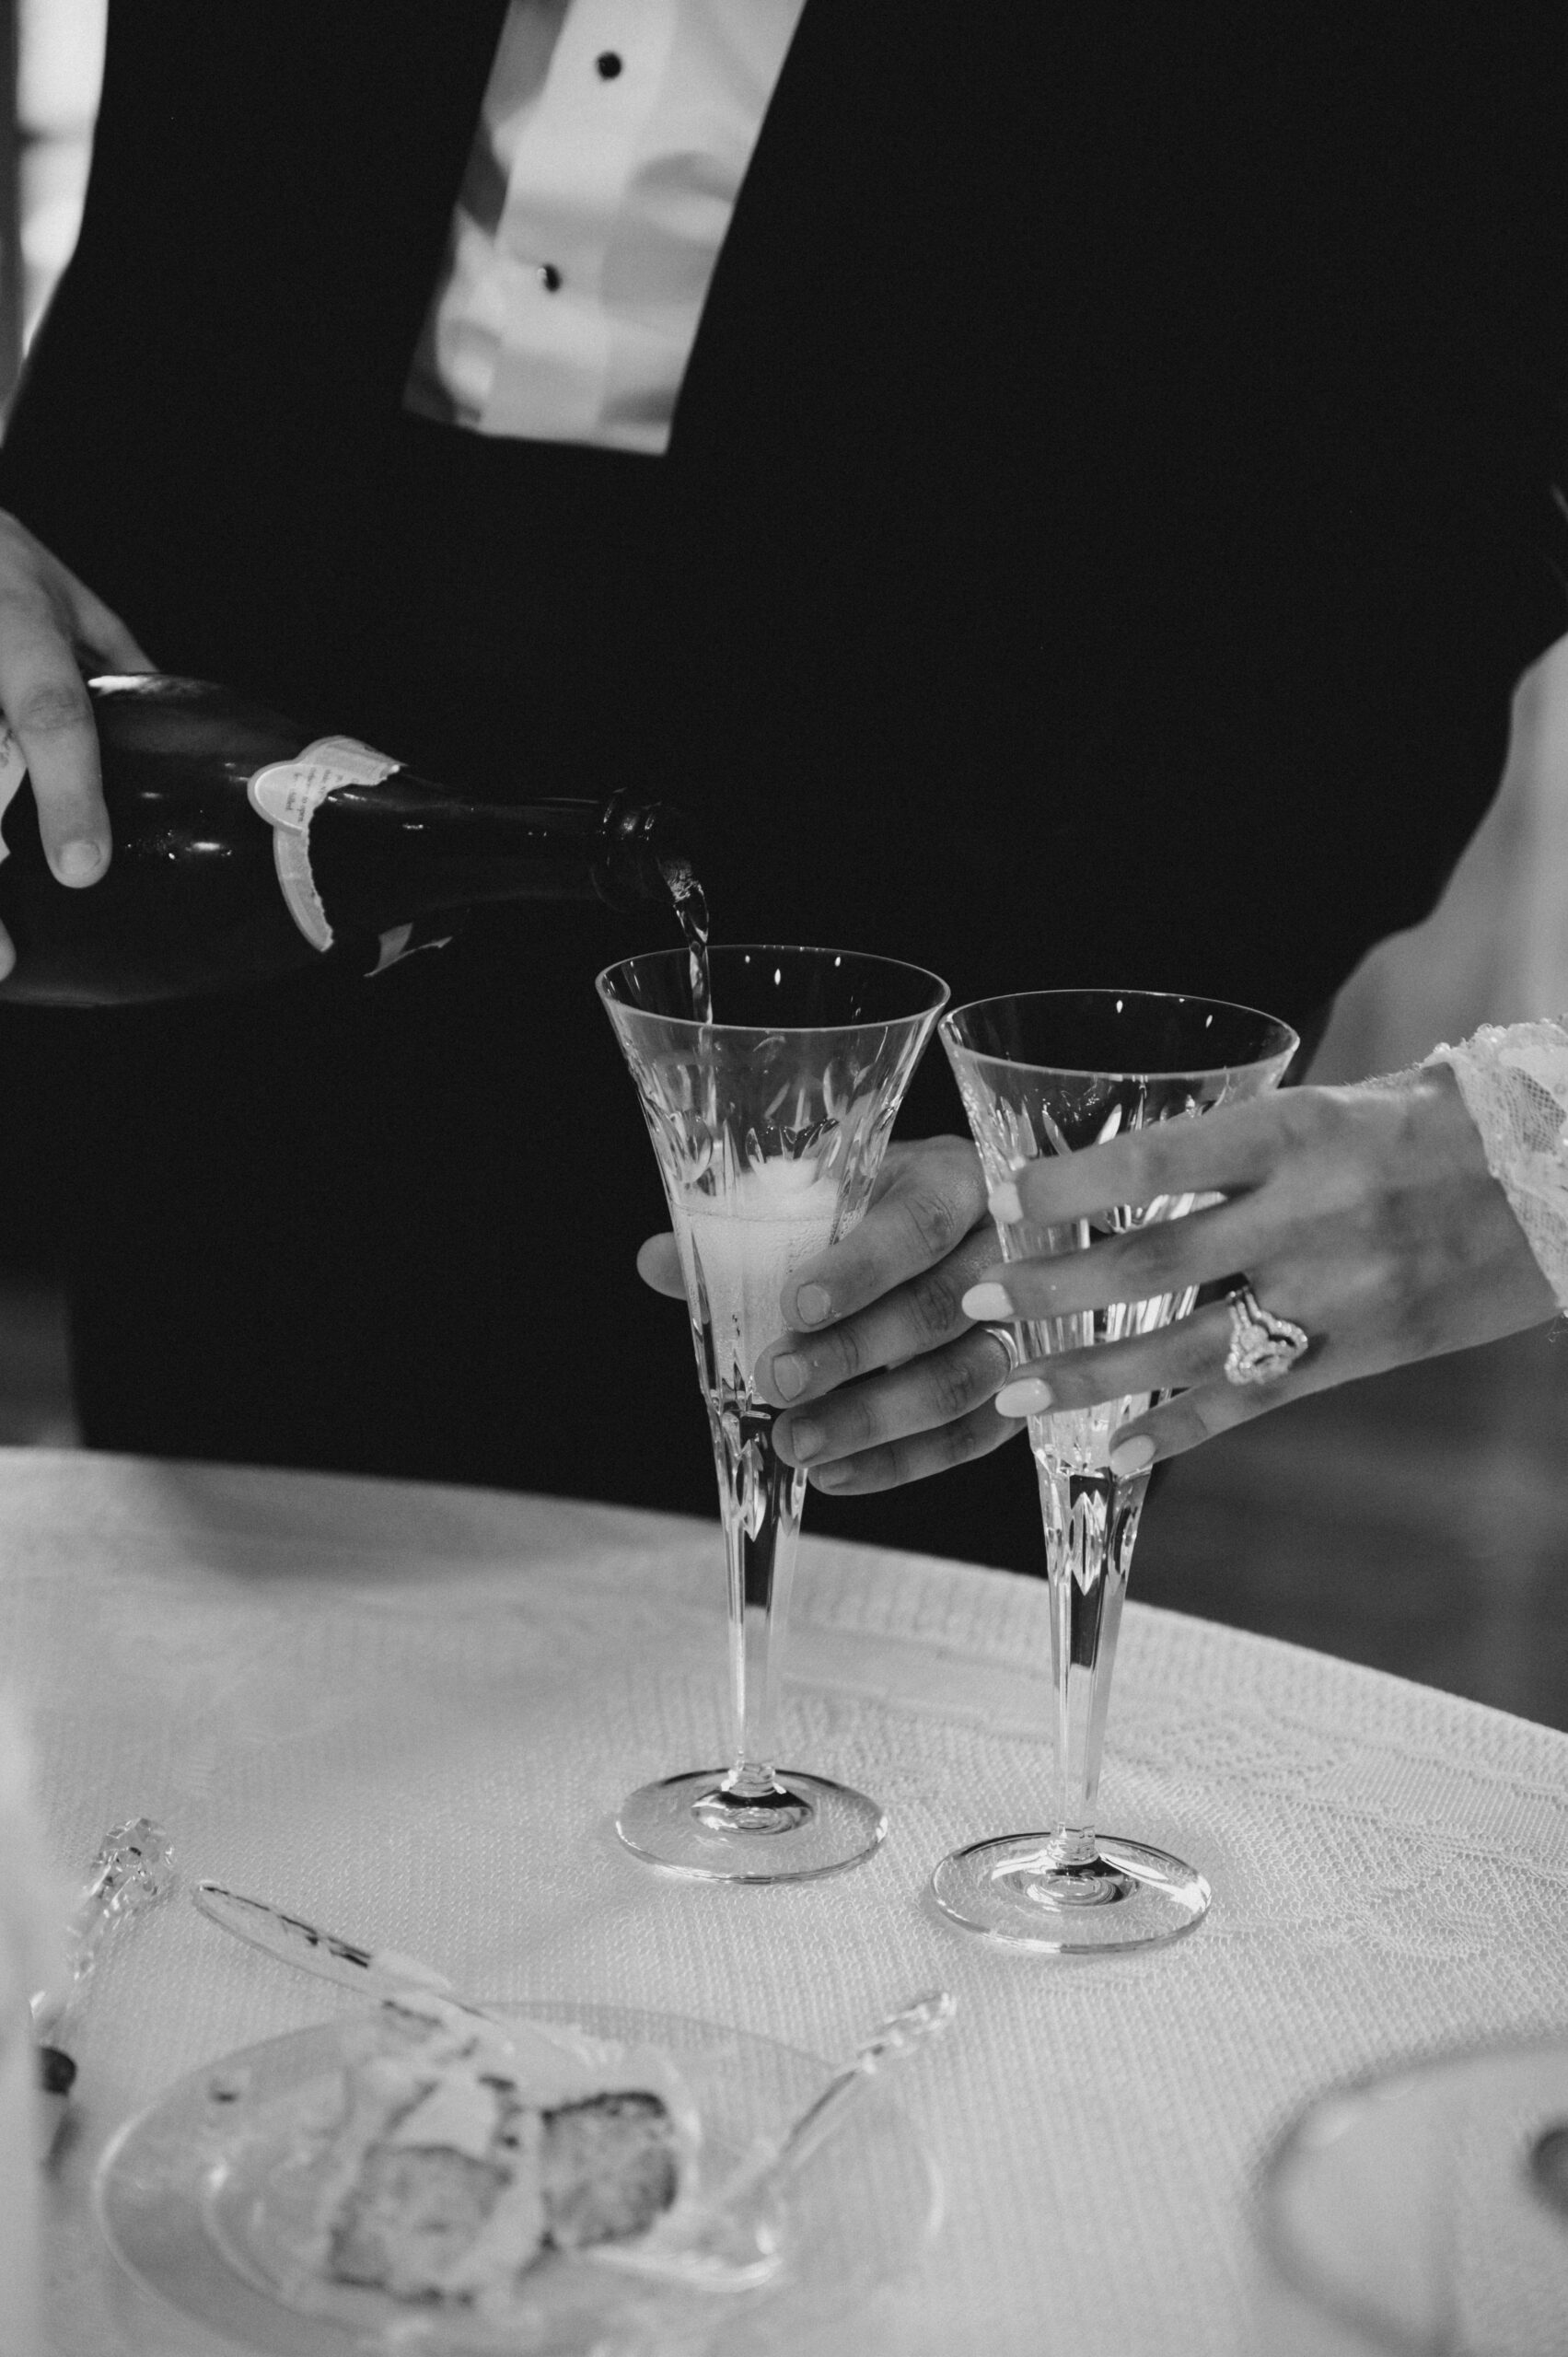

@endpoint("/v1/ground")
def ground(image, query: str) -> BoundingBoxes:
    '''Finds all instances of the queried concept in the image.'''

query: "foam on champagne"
[674,1159,841,1392]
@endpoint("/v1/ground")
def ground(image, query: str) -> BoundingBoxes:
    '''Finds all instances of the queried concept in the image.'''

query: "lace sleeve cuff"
[1424,1018,1568,1315]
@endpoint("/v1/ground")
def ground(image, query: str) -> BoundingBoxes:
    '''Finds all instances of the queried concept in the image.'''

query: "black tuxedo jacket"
[1,3,1565,1536]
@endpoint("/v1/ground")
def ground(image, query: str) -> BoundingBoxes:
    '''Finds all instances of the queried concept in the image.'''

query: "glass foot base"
[616,1770,887,1884]
[930,1831,1210,1953]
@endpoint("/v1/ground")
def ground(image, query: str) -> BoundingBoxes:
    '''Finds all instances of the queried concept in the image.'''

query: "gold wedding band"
[983,1324,1024,1377]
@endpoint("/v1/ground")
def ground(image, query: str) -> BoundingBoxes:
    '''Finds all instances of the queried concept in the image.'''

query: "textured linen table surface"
[4,1446,1567,2356]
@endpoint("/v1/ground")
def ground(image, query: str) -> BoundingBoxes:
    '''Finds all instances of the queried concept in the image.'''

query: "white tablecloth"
[4,1446,1567,2354]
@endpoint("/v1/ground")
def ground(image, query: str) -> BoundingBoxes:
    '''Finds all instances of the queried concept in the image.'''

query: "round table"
[5,1447,1566,2354]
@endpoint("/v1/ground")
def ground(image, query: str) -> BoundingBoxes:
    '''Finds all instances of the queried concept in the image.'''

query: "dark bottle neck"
[306,777,692,932]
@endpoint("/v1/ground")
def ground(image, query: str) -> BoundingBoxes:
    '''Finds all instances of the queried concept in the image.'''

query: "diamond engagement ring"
[1223,1286,1309,1386]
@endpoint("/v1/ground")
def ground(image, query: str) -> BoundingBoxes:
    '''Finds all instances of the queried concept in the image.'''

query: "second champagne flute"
[936,989,1298,1950]
[599,946,948,1882]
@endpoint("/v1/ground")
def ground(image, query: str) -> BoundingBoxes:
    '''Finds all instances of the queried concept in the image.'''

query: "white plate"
[1258,2036,1568,2355]
[94,2001,941,2356]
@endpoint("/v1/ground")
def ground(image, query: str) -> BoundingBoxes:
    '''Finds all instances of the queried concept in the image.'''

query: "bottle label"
[247,736,401,951]
[0,728,28,868]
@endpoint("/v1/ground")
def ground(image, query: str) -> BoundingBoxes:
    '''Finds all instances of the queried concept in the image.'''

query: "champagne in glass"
[599,946,948,1881]
[935,990,1297,1951]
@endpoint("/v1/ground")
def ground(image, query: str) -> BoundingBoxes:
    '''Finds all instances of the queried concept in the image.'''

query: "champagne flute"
[599,945,948,1881]
[935,989,1297,1951]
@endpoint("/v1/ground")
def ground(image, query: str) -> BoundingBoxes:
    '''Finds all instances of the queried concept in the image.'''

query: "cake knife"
[192,1879,475,2009]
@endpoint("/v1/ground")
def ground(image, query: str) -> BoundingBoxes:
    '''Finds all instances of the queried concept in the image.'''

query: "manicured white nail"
[58,838,105,883]
[996,1376,1051,1417]
[962,1282,1014,1320]
[1109,1435,1157,1477]
[988,1179,1024,1225]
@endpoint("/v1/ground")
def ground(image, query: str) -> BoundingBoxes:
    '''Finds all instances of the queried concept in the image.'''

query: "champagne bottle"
[0,674,695,1007]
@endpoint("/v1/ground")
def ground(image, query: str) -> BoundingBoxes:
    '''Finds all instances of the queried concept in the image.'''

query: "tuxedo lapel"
[668,0,1125,476]
[45,0,512,416]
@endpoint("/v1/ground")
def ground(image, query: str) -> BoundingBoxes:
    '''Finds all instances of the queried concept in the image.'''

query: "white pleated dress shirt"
[405,0,807,455]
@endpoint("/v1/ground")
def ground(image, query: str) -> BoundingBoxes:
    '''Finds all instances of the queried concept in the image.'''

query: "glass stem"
[713,1401,806,1805]
[1037,1456,1152,1858]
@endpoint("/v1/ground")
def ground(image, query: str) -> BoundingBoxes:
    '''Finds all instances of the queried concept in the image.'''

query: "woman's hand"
[958,1065,1559,1478]
[0,509,154,979]
[636,1136,1029,1491]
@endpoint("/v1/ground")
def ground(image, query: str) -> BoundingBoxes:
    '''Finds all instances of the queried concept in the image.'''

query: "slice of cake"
[301,1992,696,2312]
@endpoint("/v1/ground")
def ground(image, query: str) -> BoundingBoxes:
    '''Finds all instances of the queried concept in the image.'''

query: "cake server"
[591,1987,958,2291]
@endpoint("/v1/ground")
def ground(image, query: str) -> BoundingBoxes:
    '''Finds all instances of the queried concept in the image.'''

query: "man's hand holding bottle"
[0,552,688,1004]
[0,509,152,980]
